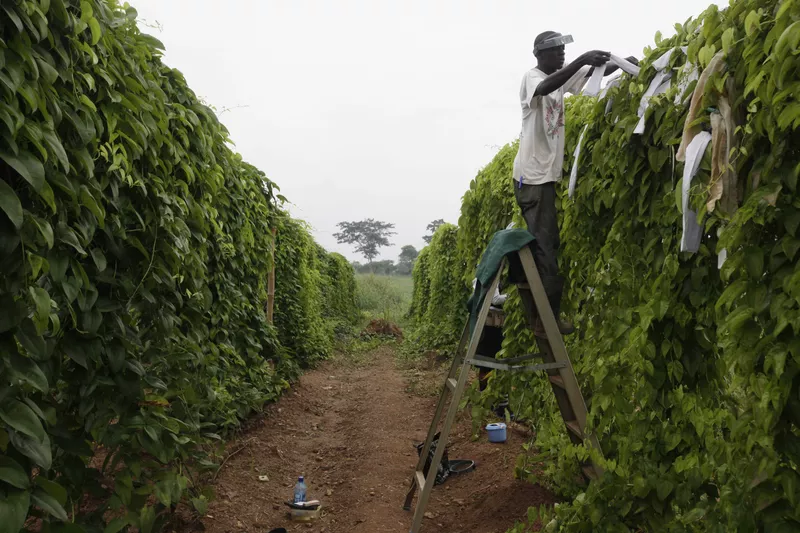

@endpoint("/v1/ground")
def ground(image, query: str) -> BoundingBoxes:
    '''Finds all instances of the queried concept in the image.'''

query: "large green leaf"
[0,457,30,489]
[90,248,107,272]
[15,318,49,361]
[32,489,68,521]
[63,344,88,368]
[8,353,49,392]
[8,429,51,470]
[29,216,54,249]
[138,505,156,533]
[1,4,23,32]
[0,400,46,442]
[79,186,104,225]
[745,247,765,279]
[35,477,67,506]
[0,178,23,229]
[0,490,30,533]
[41,129,69,171]
[55,222,86,255]
[103,517,129,533]
[29,287,51,329]
[0,150,44,191]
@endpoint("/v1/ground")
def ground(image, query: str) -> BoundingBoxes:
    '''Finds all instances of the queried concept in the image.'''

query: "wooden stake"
[267,226,277,324]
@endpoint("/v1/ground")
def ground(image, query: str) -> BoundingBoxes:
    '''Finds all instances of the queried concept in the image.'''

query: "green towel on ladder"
[466,229,535,335]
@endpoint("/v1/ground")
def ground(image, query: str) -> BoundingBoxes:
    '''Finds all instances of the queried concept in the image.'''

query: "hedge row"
[410,0,800,530]
[274,217,359,366]
[406,223,468,350]
[0,2,357,532]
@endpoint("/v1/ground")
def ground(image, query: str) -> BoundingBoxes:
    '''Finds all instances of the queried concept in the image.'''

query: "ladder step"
[415,470,426,492]
[471,353,545,365]
[446,378,457,391]
[548,375,565,388]
[500,353,543,365]
[467,358,565,373]
[565,420,583,438]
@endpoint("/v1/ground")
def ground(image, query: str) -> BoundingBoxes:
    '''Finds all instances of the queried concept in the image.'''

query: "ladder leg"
[410,302,491,532]
[517,247,604,477]
[406,268,504,532]
[410,360,470,532]
[403,323,469,510]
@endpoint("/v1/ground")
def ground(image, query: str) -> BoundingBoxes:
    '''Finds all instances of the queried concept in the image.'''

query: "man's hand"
[578,50,611,67]
[624,55,640,66]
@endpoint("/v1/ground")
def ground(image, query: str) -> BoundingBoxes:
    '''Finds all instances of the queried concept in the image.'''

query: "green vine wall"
[407,223,469,351]
[0,2,357,532]
[410,0,800,530]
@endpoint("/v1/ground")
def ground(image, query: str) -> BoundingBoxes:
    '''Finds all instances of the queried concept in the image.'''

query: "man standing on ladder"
[512,32,632,337]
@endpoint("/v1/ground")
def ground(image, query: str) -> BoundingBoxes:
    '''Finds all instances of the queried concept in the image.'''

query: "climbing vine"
[409,0,800,530]
[0,2,356,532]
[407,223,469,351]
[274,217,359,367]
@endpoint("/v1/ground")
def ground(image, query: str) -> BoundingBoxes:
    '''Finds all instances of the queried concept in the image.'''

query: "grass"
[355,274,413,324]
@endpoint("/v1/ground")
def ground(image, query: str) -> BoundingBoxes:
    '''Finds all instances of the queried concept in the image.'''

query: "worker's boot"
[493,396,514,420]
[533,276,574,338]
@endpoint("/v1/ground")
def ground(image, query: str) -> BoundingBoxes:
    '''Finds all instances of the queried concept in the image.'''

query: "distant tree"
[372,260,397,276]
[353,260,396,275]
[422,219,446,244]
[397,245,419,275]
[334,219,396,266]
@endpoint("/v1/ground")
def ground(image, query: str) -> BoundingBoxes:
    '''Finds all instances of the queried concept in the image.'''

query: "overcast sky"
[131,0,717,263]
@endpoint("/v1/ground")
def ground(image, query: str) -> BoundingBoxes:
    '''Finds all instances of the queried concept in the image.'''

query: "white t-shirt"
[512,66,590,185]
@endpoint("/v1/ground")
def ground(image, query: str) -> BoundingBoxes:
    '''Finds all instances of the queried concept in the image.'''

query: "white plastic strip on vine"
[681,131,712,253]
[612,54,641,76]
[568,124,590,198]
[600,77,624,114]
[633,47,691,134]
[599,76,621,99]
[583,65,606,96]
[675,64,700,105]
[717,228,727,269]
[718,248,728,269]
[582,55,641,96]
[634,72,672,134]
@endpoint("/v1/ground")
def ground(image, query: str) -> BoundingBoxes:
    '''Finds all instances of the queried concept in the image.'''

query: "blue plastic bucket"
[486,423,507,443]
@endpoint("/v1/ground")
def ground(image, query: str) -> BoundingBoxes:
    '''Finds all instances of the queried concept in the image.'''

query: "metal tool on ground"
[402,233,603,533]
[414,432,476,486]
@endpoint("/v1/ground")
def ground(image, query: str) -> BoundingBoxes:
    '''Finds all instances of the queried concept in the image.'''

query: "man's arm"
[534,50,611,97]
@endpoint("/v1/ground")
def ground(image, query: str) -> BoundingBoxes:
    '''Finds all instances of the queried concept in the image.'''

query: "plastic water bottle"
[293,476,307,503]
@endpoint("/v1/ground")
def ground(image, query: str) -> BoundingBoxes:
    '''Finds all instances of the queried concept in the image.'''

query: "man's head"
[534,31,567,74]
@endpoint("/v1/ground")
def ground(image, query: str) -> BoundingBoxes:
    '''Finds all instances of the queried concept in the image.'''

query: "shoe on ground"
[534,318,575,338]
[493,403,515,420]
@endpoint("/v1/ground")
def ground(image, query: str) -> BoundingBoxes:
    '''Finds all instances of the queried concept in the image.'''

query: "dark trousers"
[514,181,564,319]
[476,325,503,391]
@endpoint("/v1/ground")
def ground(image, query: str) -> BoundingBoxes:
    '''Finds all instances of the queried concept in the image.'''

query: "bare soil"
[180,344,556,533]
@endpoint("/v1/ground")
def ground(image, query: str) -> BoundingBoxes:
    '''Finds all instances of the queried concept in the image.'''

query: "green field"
[355,274,414,324]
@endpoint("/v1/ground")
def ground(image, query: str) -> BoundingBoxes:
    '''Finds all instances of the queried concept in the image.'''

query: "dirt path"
[190,344,556,533]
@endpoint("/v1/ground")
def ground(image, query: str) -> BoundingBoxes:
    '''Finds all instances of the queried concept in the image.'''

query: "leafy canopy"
[0,2,358,532]
[334,218,396,264]
[397,245,419,275]
[422,219,446,243]
[408,0,800,530]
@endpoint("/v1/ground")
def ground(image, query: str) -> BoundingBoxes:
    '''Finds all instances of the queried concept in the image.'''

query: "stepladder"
[403,242,604,533]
